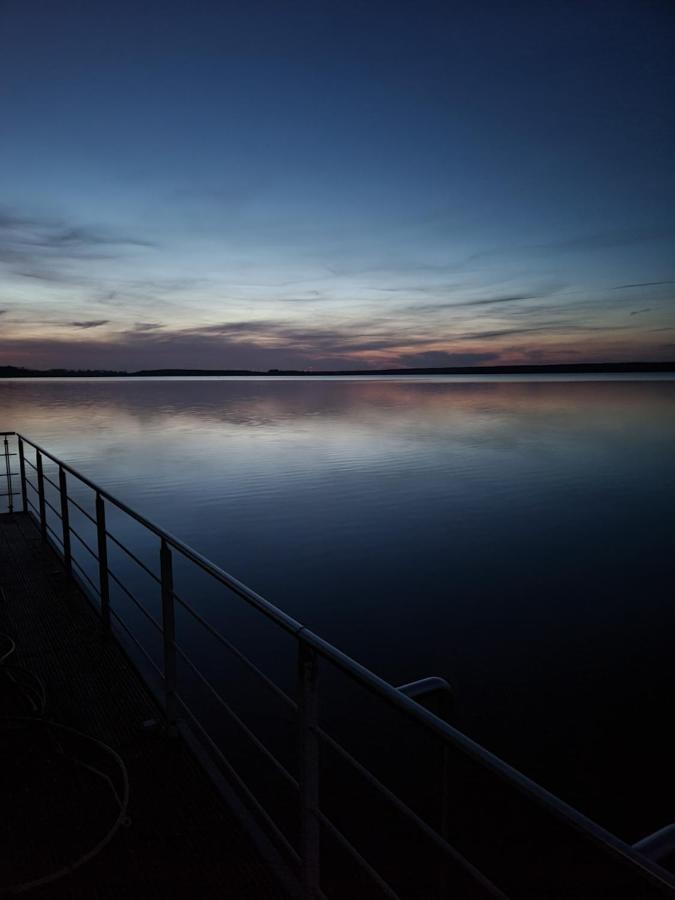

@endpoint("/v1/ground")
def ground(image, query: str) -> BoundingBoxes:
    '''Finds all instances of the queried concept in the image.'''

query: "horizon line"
[2,361,675,378]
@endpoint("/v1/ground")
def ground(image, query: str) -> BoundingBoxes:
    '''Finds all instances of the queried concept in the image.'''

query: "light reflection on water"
[1,375,674,838]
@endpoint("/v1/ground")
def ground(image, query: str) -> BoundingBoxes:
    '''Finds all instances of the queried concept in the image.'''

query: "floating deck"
[0,511,288,898]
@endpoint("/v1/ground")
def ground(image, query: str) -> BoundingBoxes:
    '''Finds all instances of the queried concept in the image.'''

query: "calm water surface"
[2,376,674,840]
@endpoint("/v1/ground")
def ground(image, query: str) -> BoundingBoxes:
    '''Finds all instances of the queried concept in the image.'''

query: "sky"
[1,0,674,370]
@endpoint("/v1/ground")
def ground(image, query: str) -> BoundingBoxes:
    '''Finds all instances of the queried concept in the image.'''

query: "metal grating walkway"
[0,511,288,899]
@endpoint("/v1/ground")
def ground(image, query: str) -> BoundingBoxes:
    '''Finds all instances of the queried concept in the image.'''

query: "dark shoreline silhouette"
[1,361,674,378]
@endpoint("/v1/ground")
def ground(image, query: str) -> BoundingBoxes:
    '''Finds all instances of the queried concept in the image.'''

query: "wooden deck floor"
[0,512,289,899]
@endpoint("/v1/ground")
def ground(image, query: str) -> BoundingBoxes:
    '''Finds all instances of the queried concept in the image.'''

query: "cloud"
[407,283,564,314]
[463,293,537,307]
[370,282,464,294]
[455,226,675,270]
[184,320,287,336]
[0,208,153,251]
[133,322,164,331]
[0,333,365,372]
[69,319,109,329]
[8,267,78,284]
[116,310,640,366]
[0,205,155,284]
[630,308,652,316]
[276,295,327,303]
[612,280,675,290]
[537,226,674,253]
[451,322,633,342]
[2,326,669,372]
[398,350,499,367]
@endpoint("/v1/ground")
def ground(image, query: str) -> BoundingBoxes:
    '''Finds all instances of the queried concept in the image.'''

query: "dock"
[1,430,675,899]
[0,511,288,898]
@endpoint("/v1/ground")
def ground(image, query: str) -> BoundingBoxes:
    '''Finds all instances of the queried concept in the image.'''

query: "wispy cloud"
[451,322,633,342]
[612,280,675,290]
[456,227,675,270]
[462,293,538,307]
[398,350,499,367]
[133,322,164,331]
[403,282,566,314]
[630,308,652,316]
[537,226,674,253]
[69,319,109,329]
[0,208,153,251]
[0,205,155,283]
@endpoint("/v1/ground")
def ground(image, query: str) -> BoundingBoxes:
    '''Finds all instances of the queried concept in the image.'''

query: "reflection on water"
[1,376,674,838]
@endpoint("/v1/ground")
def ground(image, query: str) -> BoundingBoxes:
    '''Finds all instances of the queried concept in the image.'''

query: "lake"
[1,375,674,844]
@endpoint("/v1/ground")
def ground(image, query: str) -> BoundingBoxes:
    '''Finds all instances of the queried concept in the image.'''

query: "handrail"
[2,430,674,897]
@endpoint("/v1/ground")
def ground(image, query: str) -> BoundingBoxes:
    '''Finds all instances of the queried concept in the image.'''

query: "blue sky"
[1,0,673,369]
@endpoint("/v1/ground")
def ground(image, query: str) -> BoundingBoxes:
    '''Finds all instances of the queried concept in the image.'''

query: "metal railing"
[1,431,673,899]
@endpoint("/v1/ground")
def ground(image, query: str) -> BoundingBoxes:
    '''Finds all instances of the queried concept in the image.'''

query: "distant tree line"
[1,361,674,379]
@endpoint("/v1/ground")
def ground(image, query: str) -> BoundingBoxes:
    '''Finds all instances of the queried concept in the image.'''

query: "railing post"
[59,466,72,577]
[160,539,177,735]
[18,438,27,512]
[36,451,47,538]
[298,640,320,897]
[440,744,450,899]
[96,493,111,633]
[3,436,13,513]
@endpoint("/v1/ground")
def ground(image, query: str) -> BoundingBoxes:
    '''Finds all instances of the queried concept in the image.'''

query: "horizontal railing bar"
[69,526,99,561]
[41,471,60,491]
[105,529,161,585]
[67,493,97,525]
[23,456,38,472]
[17,433,304,636]
[1,452,17,457]
[106,567,163,634]
[109,607,164,678]
[317,726,507,897]
[25,476,38,494]
[1,469,20,476]
[0,490,21,498]
[173,590,297,711]
[175,694,301,866]
[318,812,400,900]
[173,642,298,790]
[45,521,64,549]
[71,556,102,597]
[43,495,62,519]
